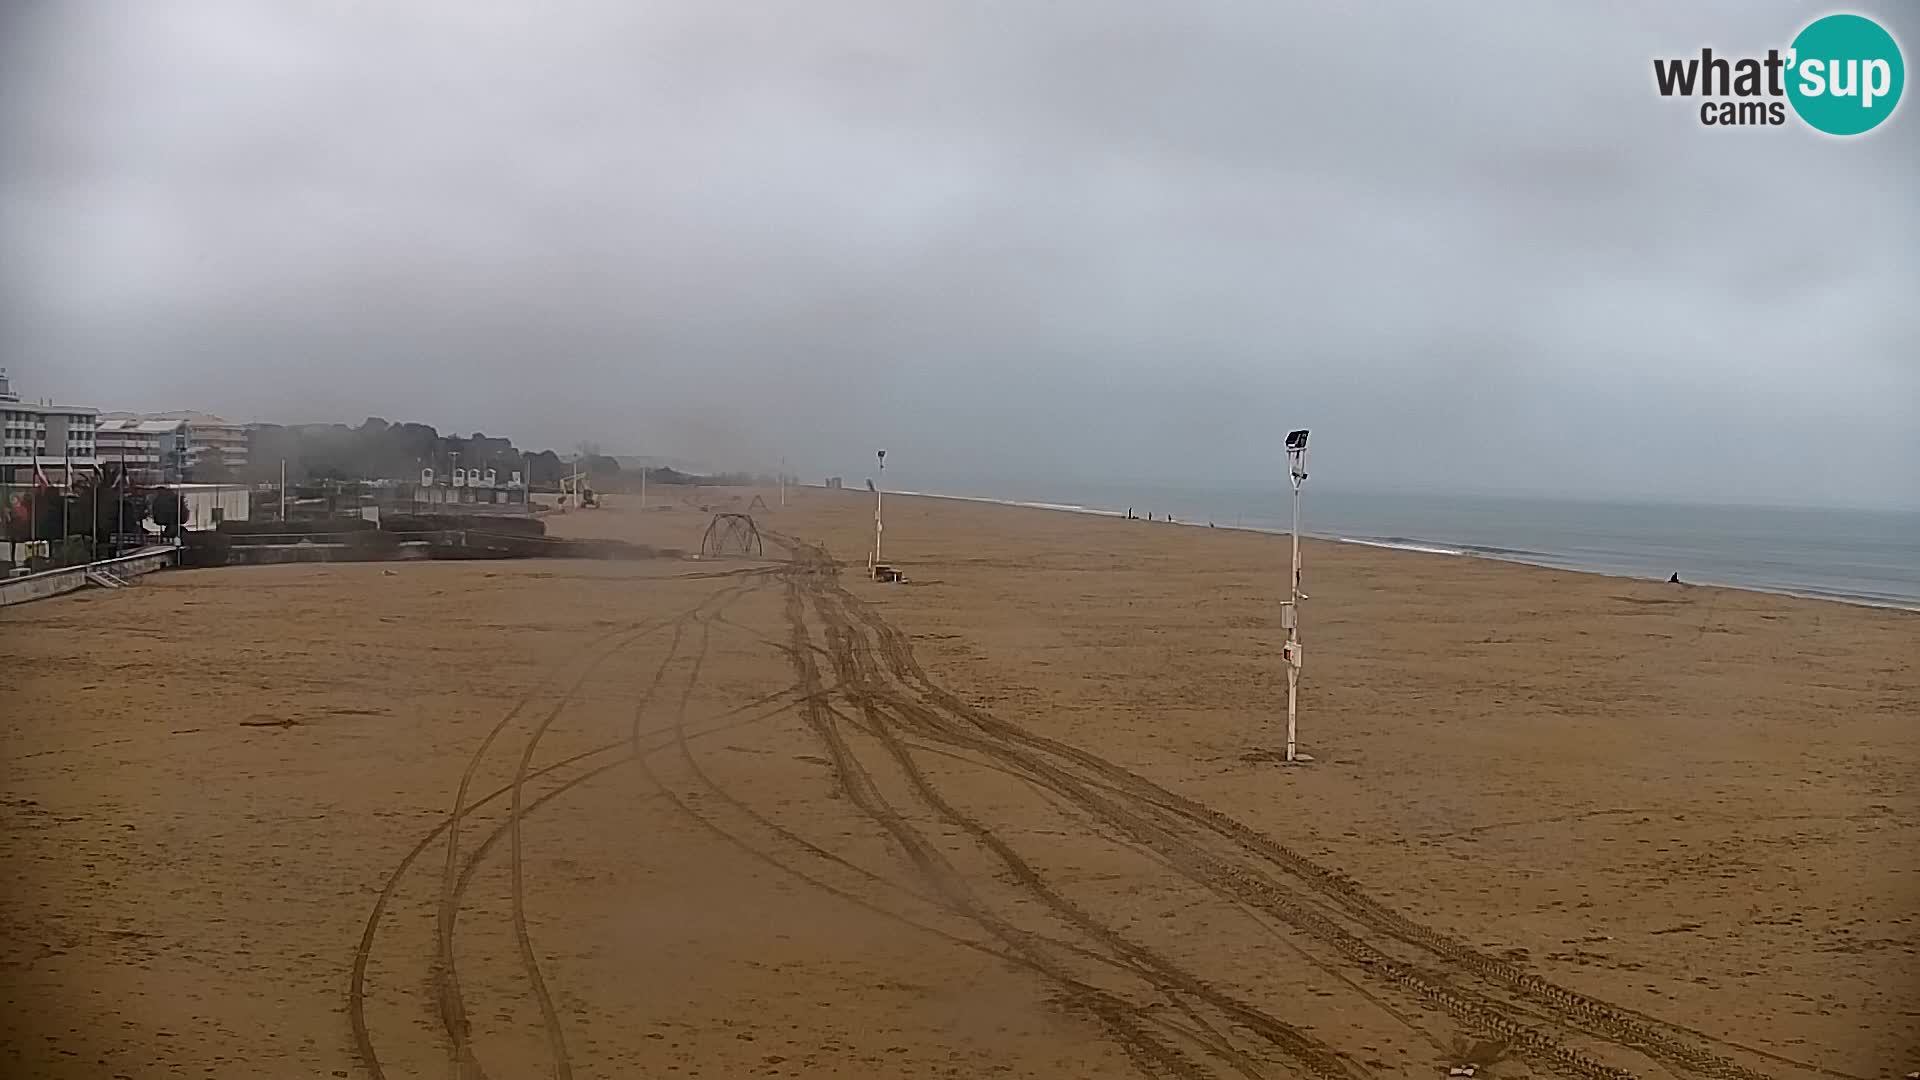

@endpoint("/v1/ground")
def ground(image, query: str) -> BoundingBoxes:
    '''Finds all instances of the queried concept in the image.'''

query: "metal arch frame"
[700,512,764,558]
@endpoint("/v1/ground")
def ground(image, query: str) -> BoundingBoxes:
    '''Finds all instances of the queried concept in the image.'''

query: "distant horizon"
[9,381,1913,515]
[15,371,1917,517]
[881,468,1920,517]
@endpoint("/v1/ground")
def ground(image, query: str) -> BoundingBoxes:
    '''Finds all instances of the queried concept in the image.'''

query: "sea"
[892,478,1920,611]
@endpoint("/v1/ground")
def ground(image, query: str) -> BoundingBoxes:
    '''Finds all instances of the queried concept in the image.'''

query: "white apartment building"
[95,417,178,485]
[0,368,99,488]
[98,410,249,481]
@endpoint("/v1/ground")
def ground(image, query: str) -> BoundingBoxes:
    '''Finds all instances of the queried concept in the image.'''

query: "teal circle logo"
[1786,14,1905,135]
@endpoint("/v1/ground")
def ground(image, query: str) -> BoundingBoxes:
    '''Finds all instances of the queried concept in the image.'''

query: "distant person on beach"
[1669,572,1682,584]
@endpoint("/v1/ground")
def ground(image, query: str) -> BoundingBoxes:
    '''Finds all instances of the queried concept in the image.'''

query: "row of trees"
[244,421,765,490]
[245,418,575,486]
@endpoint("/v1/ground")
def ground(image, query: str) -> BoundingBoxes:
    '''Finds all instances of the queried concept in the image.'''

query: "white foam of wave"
[1010,500,1124,516]
[894,491,1123,517]
[1335,537,1465,557]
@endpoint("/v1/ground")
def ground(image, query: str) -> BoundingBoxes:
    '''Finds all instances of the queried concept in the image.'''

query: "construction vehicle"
[556,469,597,510]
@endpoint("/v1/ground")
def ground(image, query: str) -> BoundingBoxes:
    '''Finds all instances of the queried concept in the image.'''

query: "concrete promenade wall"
[0,547,176,608]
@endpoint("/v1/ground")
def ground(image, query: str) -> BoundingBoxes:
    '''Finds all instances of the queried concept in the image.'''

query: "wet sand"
[3,487,1915,1079]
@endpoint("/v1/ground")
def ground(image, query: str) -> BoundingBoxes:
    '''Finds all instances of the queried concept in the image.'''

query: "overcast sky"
[2,2,1915,507]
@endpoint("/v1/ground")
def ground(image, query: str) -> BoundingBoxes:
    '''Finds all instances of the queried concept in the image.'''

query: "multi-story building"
[175,412,248,477]
[0,368,99,487]
[94,417,178,485]
[99,411,249,481]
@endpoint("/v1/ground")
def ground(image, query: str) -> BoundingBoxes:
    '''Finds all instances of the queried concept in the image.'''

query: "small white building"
[165,483,251,531]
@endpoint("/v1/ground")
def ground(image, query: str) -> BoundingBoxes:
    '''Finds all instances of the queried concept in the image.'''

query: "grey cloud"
[2,0,1914,506]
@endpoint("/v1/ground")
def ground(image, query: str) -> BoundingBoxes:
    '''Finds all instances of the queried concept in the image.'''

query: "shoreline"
[893,487,1920,613]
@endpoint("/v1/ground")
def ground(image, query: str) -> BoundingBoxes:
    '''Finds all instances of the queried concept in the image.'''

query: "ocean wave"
[896,490,1123,517]
[1745,582,1920,612]
[1335,536,1465,556]
[1458,542,1556,560]
[1009,500,1122,516]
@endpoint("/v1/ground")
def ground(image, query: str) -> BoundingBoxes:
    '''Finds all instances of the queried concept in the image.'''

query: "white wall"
[180,486,250,531]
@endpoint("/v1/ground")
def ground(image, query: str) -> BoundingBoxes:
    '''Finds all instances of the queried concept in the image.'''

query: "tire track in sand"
[772,532,1814,1080]
[351,578,768,1080]
[773,555,1281,1080]
[435,615,661,1080]
[801,542,1652,1078]
[798,556,1362,1079]
[642,610,1272,1078]
[824,587,1734,1080]
[352,679,810,1080]
[491,578,766,1080]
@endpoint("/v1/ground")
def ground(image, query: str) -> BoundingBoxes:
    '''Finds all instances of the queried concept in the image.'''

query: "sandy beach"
[3,487,1915,1079]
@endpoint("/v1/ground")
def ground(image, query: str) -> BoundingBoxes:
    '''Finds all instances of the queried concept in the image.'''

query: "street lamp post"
[1281,429,1311,763]
[870,449,886,576]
